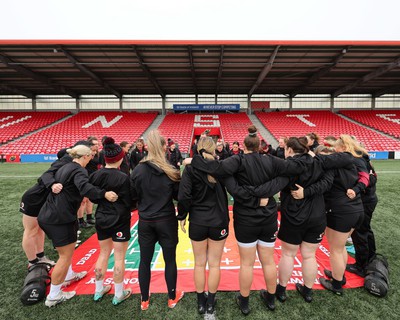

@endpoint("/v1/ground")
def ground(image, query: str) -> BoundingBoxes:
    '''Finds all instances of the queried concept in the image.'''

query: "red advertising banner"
[5,154,20,162]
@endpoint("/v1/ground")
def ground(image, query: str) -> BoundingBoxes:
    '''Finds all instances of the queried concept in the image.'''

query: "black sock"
[276,284,286,295]
[266,291,275,303]
[87,214,92,220]
[197,292,206,305]
[79,218,84,224]
[29,258,39,265]
[36,252,44,259]
[332,277,342,290]
[303,285,312,294]
[207,292,216,305]
[239,294,249,307]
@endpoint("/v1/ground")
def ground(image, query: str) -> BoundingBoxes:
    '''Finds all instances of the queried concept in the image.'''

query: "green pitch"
[0,161,399,320]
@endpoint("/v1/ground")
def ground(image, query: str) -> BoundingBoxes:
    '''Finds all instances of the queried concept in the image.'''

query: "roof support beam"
[0,52,78,98]
[0,83,34,98]
[132,46,165,97]
[188,46,198,95]
[373,85,400,97]
[334,56,400,97]
[215,46,224,95]
[291,47,349,97]
[58,46,122,99]
[248,46,280,97]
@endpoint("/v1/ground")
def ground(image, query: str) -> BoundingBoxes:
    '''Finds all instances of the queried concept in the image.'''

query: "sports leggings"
[139,245,177,301]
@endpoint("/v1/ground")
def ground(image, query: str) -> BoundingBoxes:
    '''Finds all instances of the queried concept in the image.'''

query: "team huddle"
[19,125,378,316]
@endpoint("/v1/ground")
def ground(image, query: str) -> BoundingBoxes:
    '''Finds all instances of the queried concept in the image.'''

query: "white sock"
[66,265,74,280]
[49,283,62,299]
[114,282,124,298]
[95,280,104,293]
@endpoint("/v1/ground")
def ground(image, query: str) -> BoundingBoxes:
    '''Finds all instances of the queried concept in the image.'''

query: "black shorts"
[96,218,131,242]
[327,210,364,233]
[278,217,326,245]
[138,217,178,248]
[20,184,49,217]
[189,223,229,242]
[39,220,78,247]
[234,220,278,246]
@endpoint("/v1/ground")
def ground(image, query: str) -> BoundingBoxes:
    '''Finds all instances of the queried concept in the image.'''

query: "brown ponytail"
[286,137,309,154]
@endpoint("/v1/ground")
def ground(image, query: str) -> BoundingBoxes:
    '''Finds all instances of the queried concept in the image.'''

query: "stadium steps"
[336,113,400,141]
[248,114,278,148]
[141,114,165,140]
[0,113,74,146]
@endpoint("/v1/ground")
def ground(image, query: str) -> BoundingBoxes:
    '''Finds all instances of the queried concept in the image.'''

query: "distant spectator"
[166,140,183,169]
[215,141,229,160]
[119,141,131,176]
[306,132,321,152]
[323,135,337,148]
[275,136,288,159]
[259,139,275,155]
[130,138,147,171]
[98,136,109,167]
[225,142,230,153]
[229,141,243,157]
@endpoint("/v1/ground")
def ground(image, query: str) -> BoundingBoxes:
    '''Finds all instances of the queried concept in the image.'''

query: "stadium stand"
[0,112,70,144]
[0,111,157,155]
[339,110,400,139]
[218,113,263,144]
[255,111,400,151]
[158,114,195,154]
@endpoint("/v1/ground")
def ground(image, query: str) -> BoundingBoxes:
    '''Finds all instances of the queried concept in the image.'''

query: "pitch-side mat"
[67,210,363,295]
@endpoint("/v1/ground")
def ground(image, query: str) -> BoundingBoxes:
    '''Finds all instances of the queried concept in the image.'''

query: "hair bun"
[103,137,115,145]
[247,125,257,135]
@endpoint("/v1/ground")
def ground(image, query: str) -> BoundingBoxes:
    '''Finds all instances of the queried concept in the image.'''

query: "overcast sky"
[1,0,399,41]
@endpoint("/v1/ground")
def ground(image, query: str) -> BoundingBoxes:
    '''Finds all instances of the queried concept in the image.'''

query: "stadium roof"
[0,40,399,99]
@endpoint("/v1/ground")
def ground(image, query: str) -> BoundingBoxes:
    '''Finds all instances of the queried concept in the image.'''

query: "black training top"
[38,162,106,225]
[177,160,229,228]
[324,155,365,214]
[39,154,73,188]
[279,154,333,226]
[130,162,179,221]
[89,168,132,228]
[191,152,305,226]
[130,148,148,170]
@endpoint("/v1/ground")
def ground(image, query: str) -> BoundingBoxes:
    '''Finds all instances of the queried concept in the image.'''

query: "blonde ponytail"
[197,137,217,184]
[140,130,181,182]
